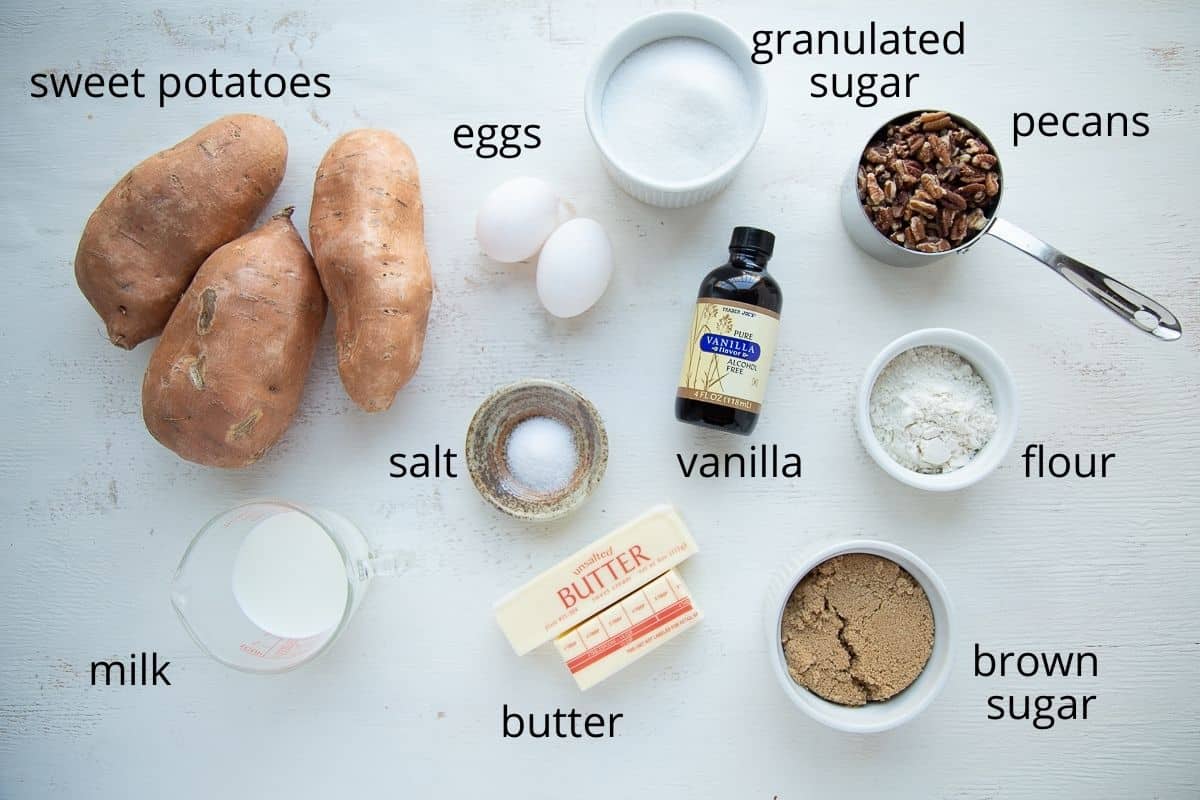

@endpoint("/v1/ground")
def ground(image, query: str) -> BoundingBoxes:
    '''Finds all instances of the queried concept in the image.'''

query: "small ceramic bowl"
[584,10,768,208]
[465,380,608,521]
[856,328,1019,491]
[765,539,955,733]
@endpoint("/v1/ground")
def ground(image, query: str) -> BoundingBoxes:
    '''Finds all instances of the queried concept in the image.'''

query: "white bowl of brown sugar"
[764,540,955,733]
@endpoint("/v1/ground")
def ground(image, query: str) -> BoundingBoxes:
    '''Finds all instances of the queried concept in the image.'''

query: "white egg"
[475,177,573,263]
[536,218,613,318]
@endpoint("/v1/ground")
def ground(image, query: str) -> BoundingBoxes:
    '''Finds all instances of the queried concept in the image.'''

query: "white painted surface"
[1,1,1198,797]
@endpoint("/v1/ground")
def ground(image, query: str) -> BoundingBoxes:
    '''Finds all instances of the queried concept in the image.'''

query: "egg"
[475,177,573,263]
[536,218,613,318]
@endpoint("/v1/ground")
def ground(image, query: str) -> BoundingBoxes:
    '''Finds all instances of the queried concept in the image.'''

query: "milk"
[232,511,348,639]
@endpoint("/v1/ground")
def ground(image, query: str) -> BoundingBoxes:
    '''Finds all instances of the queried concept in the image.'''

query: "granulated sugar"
[601,37,753,183]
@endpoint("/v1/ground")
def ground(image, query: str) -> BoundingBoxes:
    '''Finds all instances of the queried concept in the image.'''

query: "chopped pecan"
[865,146,890,164]
[941,190,967,210]
[865,173,885,205]
[908,198,939,218]
[919,111,954,132]
[909,216,926,239]
[919,173,945,199]
[930,135,952,167]
[857,111,1000,250]
[891,159,918,186]
[950,214,968,242]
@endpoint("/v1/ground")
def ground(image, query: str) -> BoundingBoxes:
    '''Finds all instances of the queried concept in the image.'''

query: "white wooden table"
[2,1,1198,797]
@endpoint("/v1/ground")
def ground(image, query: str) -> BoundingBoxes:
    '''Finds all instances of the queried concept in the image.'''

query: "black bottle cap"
[729,226,775,258]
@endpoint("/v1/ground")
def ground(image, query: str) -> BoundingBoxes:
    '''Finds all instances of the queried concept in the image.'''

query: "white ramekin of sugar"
[856,327,1019,491]
[764,539,956,733]
[584,11,768,208]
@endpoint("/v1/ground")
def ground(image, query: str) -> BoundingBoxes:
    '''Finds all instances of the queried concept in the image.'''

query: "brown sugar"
[781,553,934,706]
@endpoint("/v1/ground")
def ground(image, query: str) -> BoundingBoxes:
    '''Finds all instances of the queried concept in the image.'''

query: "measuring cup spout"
[986,218,1182,341]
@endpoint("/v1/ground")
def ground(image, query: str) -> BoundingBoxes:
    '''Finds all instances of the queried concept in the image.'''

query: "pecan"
[908,198,939,218]
[909,216,926,240]
[930,135,952,166]
[919,111,954,132]
[950,213,968,242]
[959,182,985,197]
[940,207,958,234]
[919,173,945,199]
[865,173,884,205]
[985,172,1000,197]
[941,190,967,210]
[891,159,918,186]
[865,146,890,164]
[857,111,999,253]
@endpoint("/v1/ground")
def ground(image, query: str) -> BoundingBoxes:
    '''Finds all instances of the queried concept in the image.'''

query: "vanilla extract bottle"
[675,227,782,435]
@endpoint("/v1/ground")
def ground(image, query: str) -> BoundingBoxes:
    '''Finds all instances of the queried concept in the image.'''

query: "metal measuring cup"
[840,111,1182,341]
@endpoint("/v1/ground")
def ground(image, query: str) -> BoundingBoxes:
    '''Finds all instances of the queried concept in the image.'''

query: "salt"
[601,37,753,184]
[505,416,578,493]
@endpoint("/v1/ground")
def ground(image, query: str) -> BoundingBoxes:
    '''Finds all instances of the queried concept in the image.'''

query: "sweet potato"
[141,208,325,468]
[309,129,433,412]
[75,114,287,349]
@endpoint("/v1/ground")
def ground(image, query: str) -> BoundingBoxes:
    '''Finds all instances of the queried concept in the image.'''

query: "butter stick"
[554,570,702,690]
[494,505,698,655]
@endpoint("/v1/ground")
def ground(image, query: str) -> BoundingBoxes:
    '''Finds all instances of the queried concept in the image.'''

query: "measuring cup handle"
[986,217,1182,341]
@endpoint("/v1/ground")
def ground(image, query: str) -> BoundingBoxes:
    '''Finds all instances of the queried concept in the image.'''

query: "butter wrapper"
[554,569,702,690]
[494,505,698,655]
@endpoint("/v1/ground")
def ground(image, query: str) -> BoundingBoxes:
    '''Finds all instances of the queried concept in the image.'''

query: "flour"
[869,346,997,474]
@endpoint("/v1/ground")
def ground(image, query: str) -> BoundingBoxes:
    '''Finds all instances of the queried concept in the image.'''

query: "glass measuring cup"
[840,110,1182,341]
[170,500,403,674]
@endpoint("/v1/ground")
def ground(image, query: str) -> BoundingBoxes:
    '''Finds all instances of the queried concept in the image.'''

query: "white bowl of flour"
[857,328,1018,491]
[585,11,767,208]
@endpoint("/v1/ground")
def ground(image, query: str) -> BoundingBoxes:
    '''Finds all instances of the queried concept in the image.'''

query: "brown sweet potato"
[76,114,287,349]
[141,208,325,468]
[309,129,433,412]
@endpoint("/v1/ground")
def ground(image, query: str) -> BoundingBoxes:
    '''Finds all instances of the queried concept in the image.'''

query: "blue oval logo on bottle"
[699,334,760,361]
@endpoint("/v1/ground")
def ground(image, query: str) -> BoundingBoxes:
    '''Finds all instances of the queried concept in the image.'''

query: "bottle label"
[677,298,779,413]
